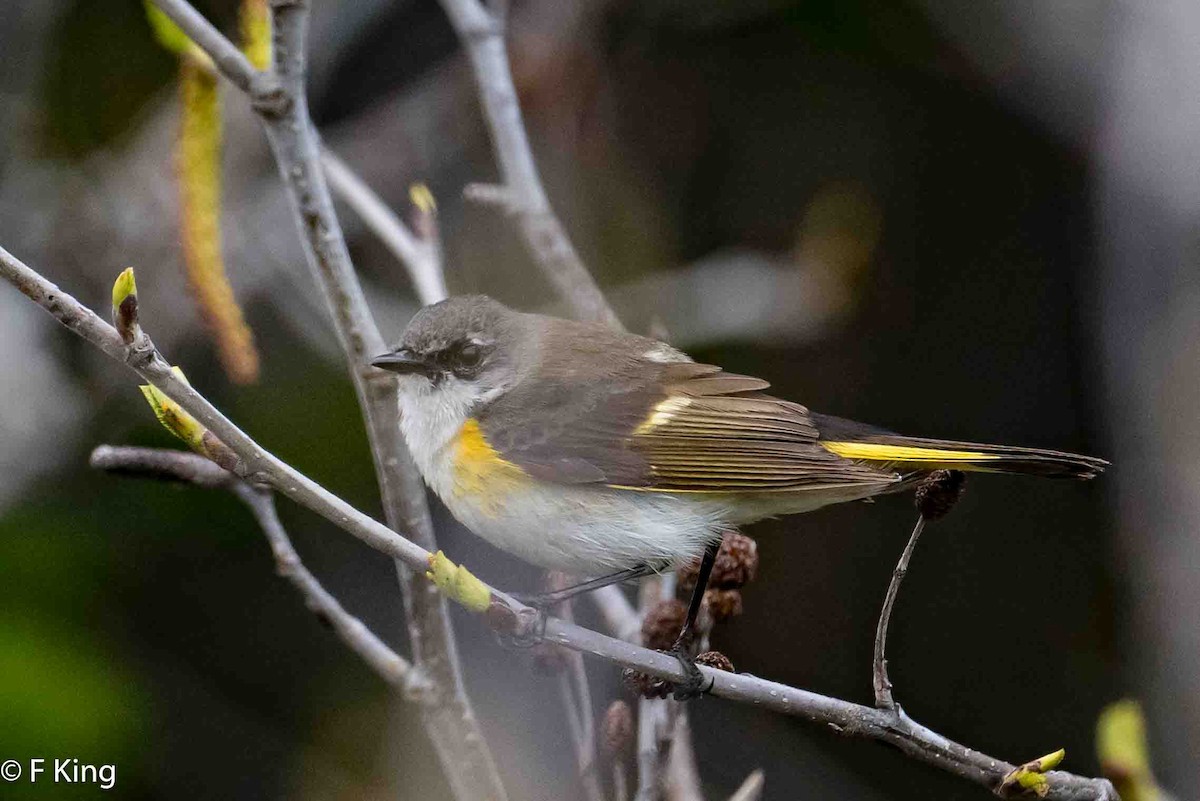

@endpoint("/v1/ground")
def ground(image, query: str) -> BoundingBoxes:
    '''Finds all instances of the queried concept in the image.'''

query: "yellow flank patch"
[452,418,527,514]
[821,441,1000,463]
[634,396,692,435]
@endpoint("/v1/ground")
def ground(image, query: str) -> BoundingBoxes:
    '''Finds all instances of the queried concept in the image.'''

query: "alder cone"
[676,531,759,596]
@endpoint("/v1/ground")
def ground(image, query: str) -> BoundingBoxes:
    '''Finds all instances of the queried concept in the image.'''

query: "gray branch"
[147,0,278,103]
[90,445,426,694]
[727,770,765,801]
[664,714,703,801]
[234,483,427,694]
[545,620,1118,801]
[0,239,1118,800]
[558,672,605,801]
[90,444,235,489]
[0,242,428,563]
[635,693,665,801]
[147,1,508,796]
[437,0,621,328]
[551,585,605,801]
[873,516,928,710]
[592,585,641,643]
[321,147,448,305]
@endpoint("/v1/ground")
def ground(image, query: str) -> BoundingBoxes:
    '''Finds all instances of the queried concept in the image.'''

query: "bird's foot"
[669,642,711,701]
[485,599,546,650]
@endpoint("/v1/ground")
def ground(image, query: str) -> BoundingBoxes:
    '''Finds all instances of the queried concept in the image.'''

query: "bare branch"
[89,446,426,694]
[321,147,448,306]
[146,0,274,101]
[257,2,385,362]
[634,696,666,801]
[876,472,966,711]
[1,241,428,565]
[592,586,641,643]
[569,635,604,801]
[613,762,629,801]
[633,576,669,801]
[437,0,621,328]
[727,769,765,801]
[232,483,425,692]
[0,244,1117,801]
[546,618,1119,801]
[90,444,234,489]
[558,673,605,801]
[548,576,605,801]
[873,515,927,711]
[664,714,703,801]
[463,181,519,211]
[634,574,705,801]
[146,1,506,795]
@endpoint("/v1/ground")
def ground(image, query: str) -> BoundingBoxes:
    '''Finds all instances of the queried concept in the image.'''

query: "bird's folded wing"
[477,360,898,492]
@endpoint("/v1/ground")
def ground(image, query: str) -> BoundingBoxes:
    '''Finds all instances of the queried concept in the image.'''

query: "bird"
[373,295,1104,690]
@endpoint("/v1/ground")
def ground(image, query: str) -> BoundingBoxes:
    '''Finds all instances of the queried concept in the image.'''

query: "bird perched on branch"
[373,295,1105,693]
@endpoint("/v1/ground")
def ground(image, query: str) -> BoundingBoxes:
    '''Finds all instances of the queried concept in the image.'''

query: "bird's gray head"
[372,295,528,403]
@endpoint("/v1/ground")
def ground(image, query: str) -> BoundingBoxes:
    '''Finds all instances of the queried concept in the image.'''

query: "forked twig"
[90,446,428,695]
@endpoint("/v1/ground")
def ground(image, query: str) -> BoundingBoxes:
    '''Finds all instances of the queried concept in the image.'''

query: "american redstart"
[373,295,1104,689]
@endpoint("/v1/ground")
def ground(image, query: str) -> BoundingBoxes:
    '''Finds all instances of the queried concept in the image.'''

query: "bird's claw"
[669,644,710,701]
[486,600,546,650]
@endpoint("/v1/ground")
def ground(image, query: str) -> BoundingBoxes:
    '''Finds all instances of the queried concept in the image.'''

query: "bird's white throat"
[395,376,478,500]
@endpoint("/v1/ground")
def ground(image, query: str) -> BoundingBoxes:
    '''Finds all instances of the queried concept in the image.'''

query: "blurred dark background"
[1,0,1194,799]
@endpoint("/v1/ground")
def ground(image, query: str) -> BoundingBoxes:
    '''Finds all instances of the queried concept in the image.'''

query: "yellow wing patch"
[634,396,693,435]
[452,418,529,514]
[821,441,1001,464]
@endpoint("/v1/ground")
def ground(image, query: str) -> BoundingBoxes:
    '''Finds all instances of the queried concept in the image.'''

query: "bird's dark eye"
[457,342,482,367]
[443,341,484,376]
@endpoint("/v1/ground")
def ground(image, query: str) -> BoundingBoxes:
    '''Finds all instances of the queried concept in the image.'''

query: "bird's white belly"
[444,481,733,573]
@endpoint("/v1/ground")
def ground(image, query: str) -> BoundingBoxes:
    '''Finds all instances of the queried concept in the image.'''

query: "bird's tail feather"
[812,414,1106,479]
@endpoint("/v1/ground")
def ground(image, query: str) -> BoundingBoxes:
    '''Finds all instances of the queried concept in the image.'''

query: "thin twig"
[436,0,621,328]
[544,619,1118,801]
[727,769,765,801]
[613,762,629,801]
[89,446,426,694]
[559,672,585,753]
[593,586,641,643]
[634,575,669,801]
[873,515,928,711]
[0,242,1118,801]
[235,485,426,692]
[570,652,604,801]
[90,444,235,489]
[664,714,703,801]
[147,1,506,796]
[146,0,275,101]
[559,673,605,801]
[634,695,665,801]
[553,583,605,801]
[321,147,448,305]
[640,566,706,801]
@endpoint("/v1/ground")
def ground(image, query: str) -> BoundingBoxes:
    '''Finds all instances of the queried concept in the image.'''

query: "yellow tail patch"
[821,441,1000,464]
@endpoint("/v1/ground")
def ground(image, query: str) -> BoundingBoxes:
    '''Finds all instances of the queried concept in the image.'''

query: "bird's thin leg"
[515,564,658,609]
[670,539,720,700]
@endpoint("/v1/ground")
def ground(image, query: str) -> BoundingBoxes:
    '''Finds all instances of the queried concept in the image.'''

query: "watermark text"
[1,758,116,790]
